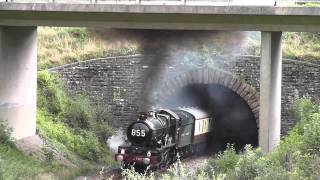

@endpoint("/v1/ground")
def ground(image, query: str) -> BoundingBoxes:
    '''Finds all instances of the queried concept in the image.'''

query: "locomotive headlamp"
[116,155,124,162]
[143,158,150,165]
[147,151,151,157]
[120,148,125,154]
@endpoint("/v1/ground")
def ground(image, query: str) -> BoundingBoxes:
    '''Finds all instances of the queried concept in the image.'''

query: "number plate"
[131,129,146,137]
[134,157,144,161]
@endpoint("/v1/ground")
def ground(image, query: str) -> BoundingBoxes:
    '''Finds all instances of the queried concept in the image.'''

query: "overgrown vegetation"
[38,27,139,70]
[283,32,320,61]
[0,122,49,179]
[121,98,320,179]
[298,2,320,7]
[0,71,115,179]
[37,70,114,163]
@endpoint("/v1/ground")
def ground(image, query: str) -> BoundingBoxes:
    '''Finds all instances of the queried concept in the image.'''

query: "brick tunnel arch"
[153,68,260,152]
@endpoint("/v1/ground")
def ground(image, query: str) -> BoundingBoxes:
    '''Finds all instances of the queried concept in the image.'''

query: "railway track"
[101,168,122,180]
[153,155,210,178]
[75,167,122,180]
[99,155,209,179]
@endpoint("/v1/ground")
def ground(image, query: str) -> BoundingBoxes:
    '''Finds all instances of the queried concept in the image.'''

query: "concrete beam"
[0,26,37,140]
[259,32,282,152]
[1,4,320,31]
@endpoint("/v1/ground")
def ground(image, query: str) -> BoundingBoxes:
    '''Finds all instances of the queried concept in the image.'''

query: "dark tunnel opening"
[162,83,258,153]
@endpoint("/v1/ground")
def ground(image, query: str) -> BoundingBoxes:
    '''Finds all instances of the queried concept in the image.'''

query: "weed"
[38,27,139,70]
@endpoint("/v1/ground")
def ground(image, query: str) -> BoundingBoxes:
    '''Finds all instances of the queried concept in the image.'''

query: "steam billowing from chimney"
[95,29,259,152]
[91,29,253,107]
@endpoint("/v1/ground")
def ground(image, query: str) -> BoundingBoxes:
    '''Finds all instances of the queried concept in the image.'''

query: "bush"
[37,71,114,163]
[37,70,67,116]
[231,146,263,179]
[92,121,113,144]
[64,95,95,129]
[290,98,316,124]
[205,145,239,175]
[202,145,264,180]
[0,157,3,180]
[0,122,13,147]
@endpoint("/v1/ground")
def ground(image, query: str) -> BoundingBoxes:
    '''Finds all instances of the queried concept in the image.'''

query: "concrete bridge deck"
[1,3,320,31]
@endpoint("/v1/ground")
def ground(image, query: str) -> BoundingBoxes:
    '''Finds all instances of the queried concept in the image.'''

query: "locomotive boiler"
[115,108,213,169]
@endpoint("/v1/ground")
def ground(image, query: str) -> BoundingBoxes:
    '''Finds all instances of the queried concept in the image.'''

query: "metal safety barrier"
[0,0,303,6]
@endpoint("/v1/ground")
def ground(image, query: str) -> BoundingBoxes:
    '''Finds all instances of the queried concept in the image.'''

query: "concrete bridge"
[1,3,320,152]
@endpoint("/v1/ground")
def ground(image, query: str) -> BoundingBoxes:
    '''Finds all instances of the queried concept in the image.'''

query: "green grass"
[38,27,140,70]
[0,71,116,180]
[0,138,102,180]
[248,32,320,61]
[0,145,47,180]
[283,32,320,61]
[297,2,320,7]
[37,70,114,164]
[0,123,49,180]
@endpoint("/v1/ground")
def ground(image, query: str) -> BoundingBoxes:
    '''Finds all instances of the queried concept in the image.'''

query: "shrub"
[301,113,320,155]
[37,110,110,162]
[92,121,113,144]
[0,157,3,180]
[202,145,264,180]
[121,166,155,180]
[64,95,95,129]
[37,71,114,163]
[37,70,67,116]
[290,98,316,124]
[206,145,239,175]
[0,122,13,147]
[231,146,263,179]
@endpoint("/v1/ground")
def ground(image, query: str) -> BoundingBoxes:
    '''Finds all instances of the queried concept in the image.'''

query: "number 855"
[131,129,146,137]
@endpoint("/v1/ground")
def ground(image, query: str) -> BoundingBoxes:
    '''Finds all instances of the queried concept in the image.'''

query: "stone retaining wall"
[50,55,320,133]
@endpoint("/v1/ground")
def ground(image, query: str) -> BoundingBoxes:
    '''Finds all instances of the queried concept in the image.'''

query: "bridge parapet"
[0,0,295,6]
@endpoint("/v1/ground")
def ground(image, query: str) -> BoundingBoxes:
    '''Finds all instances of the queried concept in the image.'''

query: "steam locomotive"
[115,108,213,169]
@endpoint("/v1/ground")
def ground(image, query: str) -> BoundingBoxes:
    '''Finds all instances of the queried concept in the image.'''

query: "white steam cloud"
[107,129,127,153]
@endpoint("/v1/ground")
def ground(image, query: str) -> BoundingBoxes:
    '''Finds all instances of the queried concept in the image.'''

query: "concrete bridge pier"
[0,26,37,140]
[259,32,282,152]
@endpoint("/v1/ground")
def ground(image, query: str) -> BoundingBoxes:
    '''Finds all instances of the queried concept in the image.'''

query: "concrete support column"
[0,26,37,140]
[259,32,282,152]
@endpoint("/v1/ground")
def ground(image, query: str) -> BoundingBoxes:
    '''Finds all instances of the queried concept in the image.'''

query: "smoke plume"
[107,129,127,153]
[95,29,259,153]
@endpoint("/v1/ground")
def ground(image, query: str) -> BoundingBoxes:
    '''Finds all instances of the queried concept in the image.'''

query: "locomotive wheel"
[170,150,178,163]
[159,150,170,169]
